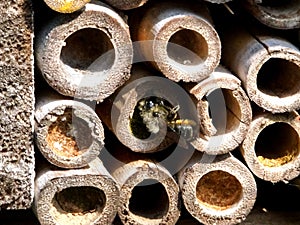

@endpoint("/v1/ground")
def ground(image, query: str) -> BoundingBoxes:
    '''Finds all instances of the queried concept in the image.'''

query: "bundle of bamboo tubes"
[1,0,300,224]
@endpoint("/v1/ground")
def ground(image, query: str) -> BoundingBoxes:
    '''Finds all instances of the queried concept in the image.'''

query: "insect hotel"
[0,0,300,225]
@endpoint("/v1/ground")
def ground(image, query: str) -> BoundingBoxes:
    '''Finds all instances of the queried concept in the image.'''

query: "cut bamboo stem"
[109,159,181,225]
[96,65,198,153]
[178,153,257,225]
[34,158,119,225]
[43,0,91,13]
[35,1,133,102]
[188,66,252,155]
[242,0,300,29]
[35,91,104,168]
[0,0,35,209]
[104,0,148,10]
[241,111,300,183]
[132,1,221,82]
[221,27,300,113]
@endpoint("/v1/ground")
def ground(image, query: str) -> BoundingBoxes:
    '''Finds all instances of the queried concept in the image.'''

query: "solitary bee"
[135,96,197,141]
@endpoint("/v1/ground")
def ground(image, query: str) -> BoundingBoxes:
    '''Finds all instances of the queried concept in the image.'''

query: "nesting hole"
[257,58,300,98]
[196,170,243,210]
[51,186,106,225]
[255,122,300,167]
[46,108,93,158]
[205,89,242,135]
[129,179,169,219]
[60,28,115,72]
[167,29,208,65]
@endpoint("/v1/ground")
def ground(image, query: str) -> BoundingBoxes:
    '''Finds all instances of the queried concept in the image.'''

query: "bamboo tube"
[178,153,257,225]
[104,0,148,10]
[242,0,300,29]
[108,159,181,225]
[34,158,119,225]
[131,1,221,82]
[35,1,133,102]
[221,26,300,113]
[0,0,34,209]
[96,65,198,153]
[188,66,252,155]
[204,0,233,3]
[43,0,91,13]
[35,91,104,169]
[241,112,300,183]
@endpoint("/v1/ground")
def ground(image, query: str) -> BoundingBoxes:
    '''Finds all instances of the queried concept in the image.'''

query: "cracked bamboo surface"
[178,153,257,225]
[35,91,104,169]
[0,0,35,209]
[35,1,133,102]
[34,158,119,225]
[188,66,252,155]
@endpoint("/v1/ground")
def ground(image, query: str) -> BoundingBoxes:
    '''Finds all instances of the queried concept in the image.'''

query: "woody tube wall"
[0,0,35,209]
[178,153,257,225]
[188,66,252,155]
[131,1,221,82]
[34,158,119,225]
[35,1,133,102]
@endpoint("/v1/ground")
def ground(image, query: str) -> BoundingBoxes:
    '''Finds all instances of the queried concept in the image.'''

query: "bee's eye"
[146,101,154,109]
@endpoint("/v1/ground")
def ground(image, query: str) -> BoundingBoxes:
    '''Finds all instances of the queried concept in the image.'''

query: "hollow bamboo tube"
[178,153,257,225]
[241,111,300,183]
[132,1,221,82]
[35,91,104,169]
[242,0,300,29]
[221,27,300,113]
[34,158,119,225]
[43,0,90,13]
[96,65,197,153]
[108,158,181,225]
[103,0,148,10]
[0,0,34,209]
[188,66,252,155]
[204,0,233,3]
[35,1,133,102]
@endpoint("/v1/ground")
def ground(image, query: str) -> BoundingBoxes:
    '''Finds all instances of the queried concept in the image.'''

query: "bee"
[135,97,197,141]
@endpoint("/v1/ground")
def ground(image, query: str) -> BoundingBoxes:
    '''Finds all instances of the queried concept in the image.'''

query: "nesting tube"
[133,1,221,82]
[103,0,148,10]
[189,67,252,155]
[204,0,233,3]
[241,112,300,183]
[110,159,180,225]
[35,1,133,102]
[97,66,198,153]
[221,28,300,113]
[242,0,300,29]
[43,0,91,13]
[34,158,119,225]
[35,91,104,168]
[178,153,257,225]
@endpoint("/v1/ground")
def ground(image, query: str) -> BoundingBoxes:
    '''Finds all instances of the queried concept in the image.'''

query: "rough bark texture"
[189,66,252,155]
[43,0,91,13]
[178,153,257,225]
[35,91,104,169]
[131,1,221,82]
[34,158,119,225]
[242,0,300,29]
[35,1,133,102]
[104,0,148,10]
[0,0,35,209]
[221,25,300,113]
[241,112,300,183]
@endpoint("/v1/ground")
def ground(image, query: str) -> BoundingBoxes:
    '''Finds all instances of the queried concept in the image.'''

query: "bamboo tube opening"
[196,170,243,210]
[46,108,93,158]
[129,179,169,220]
[60,28,115,72]
[255,122,299,167]
[167,29,208,66]
[256,0,300,12]
[257,58,300,98]
[51,186,106,224]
